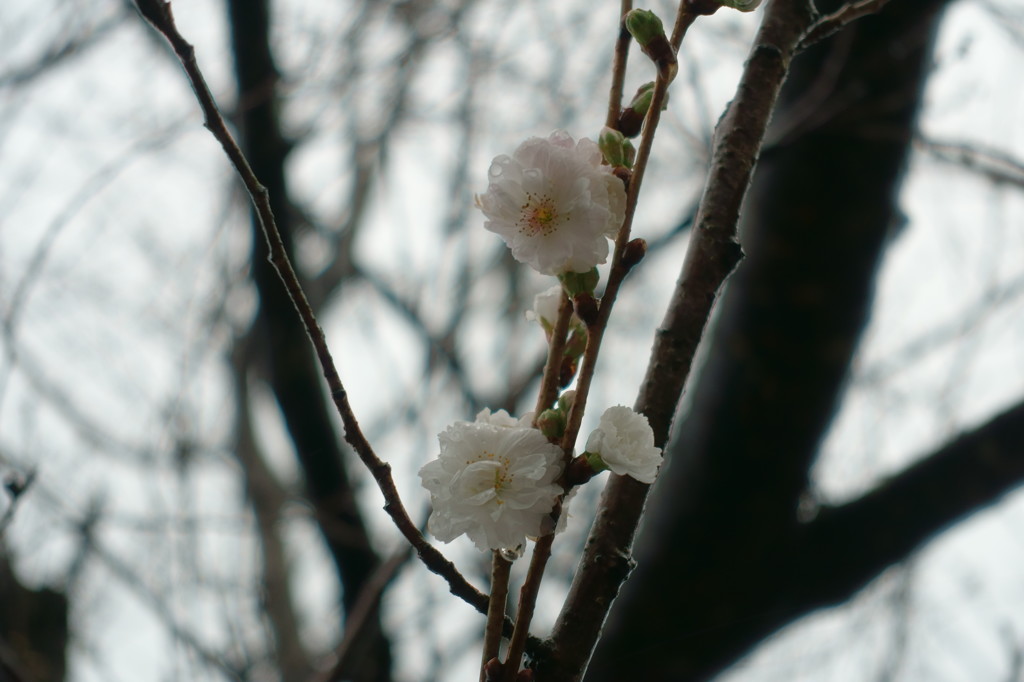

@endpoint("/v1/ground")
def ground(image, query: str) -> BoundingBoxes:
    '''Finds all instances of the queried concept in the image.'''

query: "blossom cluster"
[418,131,661,553]
[420,405,661,551]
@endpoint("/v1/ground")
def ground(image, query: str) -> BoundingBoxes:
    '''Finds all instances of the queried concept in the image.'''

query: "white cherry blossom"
[476,130,626,275]
[585,406,662,484]
[420,414,564,551]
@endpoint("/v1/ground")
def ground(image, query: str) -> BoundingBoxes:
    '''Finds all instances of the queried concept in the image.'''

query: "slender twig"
[671,6,698,49]
[533,292,574,420]
[917,137,1024,189]
[481,553,513,680]
[132,0,491,619]
[501,532,555,681]
[605,0,634,130]
[541,0,817,677]
[798,0,894,50]
[560,18,679,458]
[501,6,699,676]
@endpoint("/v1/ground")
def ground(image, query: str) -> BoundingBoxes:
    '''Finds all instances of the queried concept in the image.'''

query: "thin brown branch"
[481,553,512,681]
[605,1,634,130]
[559,19,678,460]
[132,0,491,620]
[799,0,894,50]
[501,533,555,681]
[539,0,817,678]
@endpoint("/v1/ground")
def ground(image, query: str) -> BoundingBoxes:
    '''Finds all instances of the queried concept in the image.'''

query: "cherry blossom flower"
[419,414,564,551]
[524,285,565,330]
[585,406,662,484]
[476,130,626,275]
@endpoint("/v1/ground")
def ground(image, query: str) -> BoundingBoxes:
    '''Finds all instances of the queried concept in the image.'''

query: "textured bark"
[224,0,391,680]
[584,0,957,679]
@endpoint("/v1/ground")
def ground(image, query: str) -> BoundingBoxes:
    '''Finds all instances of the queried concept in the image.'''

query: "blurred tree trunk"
[582,0,981,679]
[0,556,67,682]
[225,0,392,680]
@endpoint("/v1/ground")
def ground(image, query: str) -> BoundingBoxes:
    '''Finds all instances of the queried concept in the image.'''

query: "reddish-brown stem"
[560,34,678,458]
[481,552,513,681]
[501,532,555,681]
[605,0,634,130]
[131,0,505,630]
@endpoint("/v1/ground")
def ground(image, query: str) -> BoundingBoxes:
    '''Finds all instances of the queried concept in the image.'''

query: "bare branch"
[917,137,1024,189]
[540,0,817,677]
[131,0,492,620]
[799,0,895,50]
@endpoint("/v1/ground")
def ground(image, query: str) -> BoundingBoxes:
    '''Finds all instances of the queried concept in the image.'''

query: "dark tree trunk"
[0,557,67,682]
[585,0,960,679]
[225,0,392,679]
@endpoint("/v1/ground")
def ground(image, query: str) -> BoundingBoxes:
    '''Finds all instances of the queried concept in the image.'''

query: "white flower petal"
[419,413,564,552]
[477,130,627,275]
[586,406,662,484]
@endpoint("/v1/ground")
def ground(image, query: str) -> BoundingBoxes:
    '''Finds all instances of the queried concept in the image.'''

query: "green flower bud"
[624,9,677,81]
[617,83,669,138]
[557,390,576,414]
[622,139,636,167]
[598,127,630,168]
[624,9,665,47]
[537,408,566,440]
[564,324,588,359]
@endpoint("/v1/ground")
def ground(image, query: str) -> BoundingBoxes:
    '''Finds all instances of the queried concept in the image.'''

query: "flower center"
[468,450,513,503]
[518,193,563,237]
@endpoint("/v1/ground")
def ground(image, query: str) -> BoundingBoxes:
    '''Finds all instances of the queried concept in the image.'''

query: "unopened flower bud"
[564,324,588,359]
[598,127,630,168]
[617,107,644,138]
[621,238,648,271]
[617,83,669,138]
[572,292,600,327]
[537,408,566,440]
[631,82,656,114]
[624,9,665,46]
[622,139,636,167]
[625,10,677,81]
[557,390,576,413]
